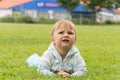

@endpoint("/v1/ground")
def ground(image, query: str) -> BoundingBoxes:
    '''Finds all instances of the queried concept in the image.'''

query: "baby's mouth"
[62,39,69,42]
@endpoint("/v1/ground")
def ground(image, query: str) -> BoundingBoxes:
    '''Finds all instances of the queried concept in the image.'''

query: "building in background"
[0,9,12,17]
[0,0,32,17]
[0,0,70,19]
[72,0,92,20]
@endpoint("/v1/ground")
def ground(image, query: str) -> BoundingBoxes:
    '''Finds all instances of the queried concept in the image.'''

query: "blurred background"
[0,0,120,24]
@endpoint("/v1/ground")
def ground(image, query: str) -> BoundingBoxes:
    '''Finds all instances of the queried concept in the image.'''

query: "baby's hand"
[57,70,70,77]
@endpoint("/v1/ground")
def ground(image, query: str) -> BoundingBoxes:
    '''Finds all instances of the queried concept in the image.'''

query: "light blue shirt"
[38,43,87,76]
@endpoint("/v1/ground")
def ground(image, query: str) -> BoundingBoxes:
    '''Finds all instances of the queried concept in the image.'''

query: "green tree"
[113,0,120,8]
[58,0,120,11]
[57,0,79,11]
[82,0,120,10]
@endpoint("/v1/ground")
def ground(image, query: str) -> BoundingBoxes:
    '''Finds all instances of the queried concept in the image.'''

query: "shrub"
[72,18,98,25]
[38,17,58,24]
[0,16,15,22]
[22,16,36,23]
[105,20,114,24]
[1,15,120,25]
[71,18,80,24]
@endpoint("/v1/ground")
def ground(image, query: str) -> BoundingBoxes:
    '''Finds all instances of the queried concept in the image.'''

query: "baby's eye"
[58,31,63,34]
[68,32,73,35]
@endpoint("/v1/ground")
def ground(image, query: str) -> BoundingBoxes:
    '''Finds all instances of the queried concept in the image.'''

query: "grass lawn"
[0,23,120,80]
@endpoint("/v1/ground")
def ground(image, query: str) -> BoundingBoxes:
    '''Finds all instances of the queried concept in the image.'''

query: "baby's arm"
[37,51,55,76]
[71,53,87,76]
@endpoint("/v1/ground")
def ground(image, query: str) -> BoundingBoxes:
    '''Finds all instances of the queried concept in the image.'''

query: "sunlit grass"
[0,23,120,80]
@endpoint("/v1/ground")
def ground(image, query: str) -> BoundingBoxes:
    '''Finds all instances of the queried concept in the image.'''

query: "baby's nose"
[63,33,68,36]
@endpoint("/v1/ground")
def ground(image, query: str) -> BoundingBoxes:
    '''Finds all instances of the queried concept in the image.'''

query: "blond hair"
[51,19,76,37]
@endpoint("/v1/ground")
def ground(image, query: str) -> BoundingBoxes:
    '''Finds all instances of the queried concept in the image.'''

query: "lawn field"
[0,23,120,80]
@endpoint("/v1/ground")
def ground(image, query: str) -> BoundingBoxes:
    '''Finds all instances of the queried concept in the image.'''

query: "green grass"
[0,23,120,80]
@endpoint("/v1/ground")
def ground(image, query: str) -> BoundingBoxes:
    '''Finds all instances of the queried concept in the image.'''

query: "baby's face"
[51,25,76,50]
